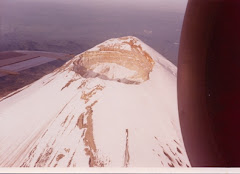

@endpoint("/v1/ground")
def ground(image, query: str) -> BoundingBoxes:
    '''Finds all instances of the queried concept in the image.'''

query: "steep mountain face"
[0,36,190,167]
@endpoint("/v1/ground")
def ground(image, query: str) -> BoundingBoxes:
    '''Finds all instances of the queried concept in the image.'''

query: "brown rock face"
[73,37,155,84]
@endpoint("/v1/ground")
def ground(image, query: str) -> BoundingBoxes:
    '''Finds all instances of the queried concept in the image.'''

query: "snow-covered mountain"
[0,36,190,167]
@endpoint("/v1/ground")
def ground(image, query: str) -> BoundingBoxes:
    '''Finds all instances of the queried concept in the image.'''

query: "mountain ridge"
[0,36,189,167]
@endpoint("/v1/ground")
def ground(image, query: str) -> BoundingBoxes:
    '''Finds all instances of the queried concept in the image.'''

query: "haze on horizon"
[0,0,187,65]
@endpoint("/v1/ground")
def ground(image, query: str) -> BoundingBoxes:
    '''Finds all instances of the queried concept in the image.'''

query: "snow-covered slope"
[0,36,190,167]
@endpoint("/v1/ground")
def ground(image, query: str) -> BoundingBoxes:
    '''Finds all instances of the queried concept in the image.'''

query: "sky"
[3,0,187,11]
[0,0,188,65]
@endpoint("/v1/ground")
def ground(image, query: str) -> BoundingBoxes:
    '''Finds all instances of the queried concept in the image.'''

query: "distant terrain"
[0,0,187,65]
[0,37,94,55]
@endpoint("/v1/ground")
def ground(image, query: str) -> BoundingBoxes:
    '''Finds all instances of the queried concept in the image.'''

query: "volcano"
[0,36,190,167]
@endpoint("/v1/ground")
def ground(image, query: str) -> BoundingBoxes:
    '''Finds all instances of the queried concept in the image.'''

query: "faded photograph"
[0,0,192,168]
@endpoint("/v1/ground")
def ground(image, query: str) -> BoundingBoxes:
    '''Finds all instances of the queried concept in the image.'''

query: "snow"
[0,36,190,167]
[89,63,141,83]
[134,38,177,76]
[120,44,132,51]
